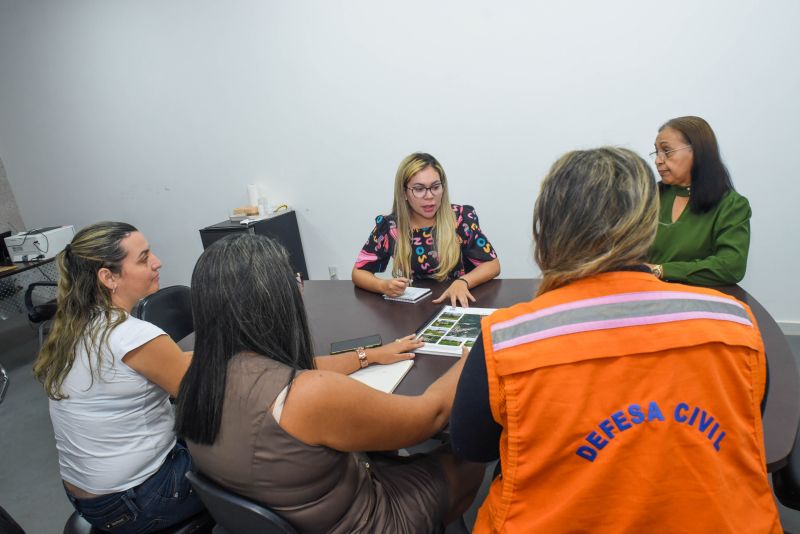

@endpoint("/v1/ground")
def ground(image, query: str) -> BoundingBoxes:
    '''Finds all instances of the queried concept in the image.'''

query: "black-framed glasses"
[406,182,443,199]
[649,145,691,160]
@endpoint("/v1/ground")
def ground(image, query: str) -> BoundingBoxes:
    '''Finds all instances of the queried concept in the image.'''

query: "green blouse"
[648,185,751,286]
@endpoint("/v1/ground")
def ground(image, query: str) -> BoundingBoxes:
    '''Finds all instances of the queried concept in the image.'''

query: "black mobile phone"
[330,334,383,355]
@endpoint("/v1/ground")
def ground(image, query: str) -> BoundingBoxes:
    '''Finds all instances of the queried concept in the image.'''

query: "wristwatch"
[356,347,369,368]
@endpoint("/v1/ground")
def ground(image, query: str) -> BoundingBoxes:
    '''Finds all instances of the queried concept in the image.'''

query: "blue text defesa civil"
[576,402,726,462]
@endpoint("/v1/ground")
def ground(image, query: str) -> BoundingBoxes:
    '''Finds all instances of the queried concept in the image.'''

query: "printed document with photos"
[416,305,496,356]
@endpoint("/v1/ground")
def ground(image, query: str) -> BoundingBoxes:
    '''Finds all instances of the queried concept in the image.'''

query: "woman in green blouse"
[647,116,750,286]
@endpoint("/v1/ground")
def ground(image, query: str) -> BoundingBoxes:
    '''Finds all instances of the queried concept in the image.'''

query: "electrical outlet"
[328,266,338,280]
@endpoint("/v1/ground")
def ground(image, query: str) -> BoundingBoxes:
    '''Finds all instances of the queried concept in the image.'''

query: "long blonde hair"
[391,153,460,281]
[33,221,136,400]
[533,147,658,295]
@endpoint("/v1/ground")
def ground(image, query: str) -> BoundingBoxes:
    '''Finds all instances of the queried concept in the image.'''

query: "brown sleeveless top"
[187,354,377,533]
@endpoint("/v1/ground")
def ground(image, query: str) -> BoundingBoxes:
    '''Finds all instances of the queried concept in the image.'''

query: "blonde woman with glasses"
[352,152,500,307]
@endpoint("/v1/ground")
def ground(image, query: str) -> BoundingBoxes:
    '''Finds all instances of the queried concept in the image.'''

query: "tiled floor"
[0,316,75,532]
[1,315,799,532]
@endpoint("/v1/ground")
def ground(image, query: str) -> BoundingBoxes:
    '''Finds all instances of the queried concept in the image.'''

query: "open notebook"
[349,360,414,393]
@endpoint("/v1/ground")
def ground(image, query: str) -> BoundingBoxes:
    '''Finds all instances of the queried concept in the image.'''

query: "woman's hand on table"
[381,277,412,297]
[433,278,476,308]
[367,334,423,365]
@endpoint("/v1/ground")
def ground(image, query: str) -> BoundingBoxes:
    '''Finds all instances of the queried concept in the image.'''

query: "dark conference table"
[182,278,799,472]
[300,278,799,473]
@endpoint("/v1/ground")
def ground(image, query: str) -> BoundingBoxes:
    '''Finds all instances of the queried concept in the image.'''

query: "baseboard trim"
[778,321,800,336]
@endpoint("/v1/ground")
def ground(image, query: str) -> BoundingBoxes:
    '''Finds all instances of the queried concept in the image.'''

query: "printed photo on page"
[416,305,496,356]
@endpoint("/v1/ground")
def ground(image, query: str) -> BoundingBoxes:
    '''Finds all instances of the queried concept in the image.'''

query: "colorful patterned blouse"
[355,204,498,280]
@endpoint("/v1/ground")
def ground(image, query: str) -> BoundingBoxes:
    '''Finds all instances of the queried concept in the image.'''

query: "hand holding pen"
[382,277,413,297]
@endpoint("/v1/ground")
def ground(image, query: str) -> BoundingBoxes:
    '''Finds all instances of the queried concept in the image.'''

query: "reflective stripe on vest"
[490,291,752,352]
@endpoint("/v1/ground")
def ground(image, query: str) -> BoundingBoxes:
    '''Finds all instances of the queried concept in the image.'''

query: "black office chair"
[773,426,800,511]
[0,505,24,534]
[25,280,58,346]
[63,509,214,534]
[185,471,297,534]
[133,285,193,343]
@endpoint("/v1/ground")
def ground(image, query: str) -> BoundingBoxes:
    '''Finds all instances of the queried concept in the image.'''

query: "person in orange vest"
[449,147,782,533]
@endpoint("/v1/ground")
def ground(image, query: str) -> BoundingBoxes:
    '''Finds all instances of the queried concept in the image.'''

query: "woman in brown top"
[175,234,484,533]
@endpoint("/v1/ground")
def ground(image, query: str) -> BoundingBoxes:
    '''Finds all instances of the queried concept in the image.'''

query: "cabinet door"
[253,212,308,279]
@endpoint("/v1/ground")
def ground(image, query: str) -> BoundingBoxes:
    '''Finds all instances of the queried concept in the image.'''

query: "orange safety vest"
[475,271,781,533]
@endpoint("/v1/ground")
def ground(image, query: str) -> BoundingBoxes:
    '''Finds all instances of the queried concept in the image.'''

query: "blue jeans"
[65,441,205,533]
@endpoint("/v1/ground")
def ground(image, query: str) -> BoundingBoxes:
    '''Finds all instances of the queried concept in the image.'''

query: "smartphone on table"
[330,334,383,355]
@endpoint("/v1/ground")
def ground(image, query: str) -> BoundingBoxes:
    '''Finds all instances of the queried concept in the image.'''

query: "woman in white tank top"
[33,221,204,534]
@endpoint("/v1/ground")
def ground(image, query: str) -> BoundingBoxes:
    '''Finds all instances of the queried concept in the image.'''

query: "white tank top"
[49,314,176,494]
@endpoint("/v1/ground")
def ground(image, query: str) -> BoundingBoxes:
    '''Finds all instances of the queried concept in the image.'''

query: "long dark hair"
[34,221,136,400]
[175,234,316,445]
[658,116,734,213]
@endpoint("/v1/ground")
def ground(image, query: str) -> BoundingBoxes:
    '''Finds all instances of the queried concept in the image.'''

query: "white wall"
[0,157,25,233]
[0,0,798,323]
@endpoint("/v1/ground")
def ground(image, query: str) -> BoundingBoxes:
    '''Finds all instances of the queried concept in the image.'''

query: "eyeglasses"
[406,182,443,199]
[649,145,691,160]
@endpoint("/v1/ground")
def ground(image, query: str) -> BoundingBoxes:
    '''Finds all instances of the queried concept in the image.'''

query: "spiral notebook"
[383,286,432,303]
